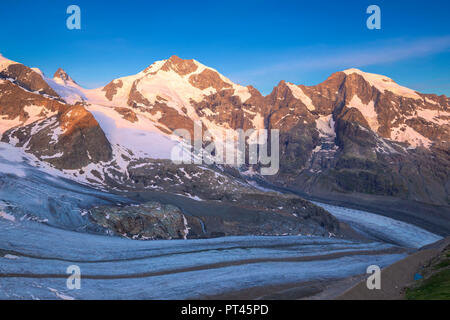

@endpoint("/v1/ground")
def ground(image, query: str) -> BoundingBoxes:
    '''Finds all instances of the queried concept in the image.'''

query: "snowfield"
[86,104,177,160]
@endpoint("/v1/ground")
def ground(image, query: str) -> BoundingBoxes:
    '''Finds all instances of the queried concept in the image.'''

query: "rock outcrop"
[2,103,113,169]
[89,195,343,240]
[0,62,60,98]
[89,201,190,240]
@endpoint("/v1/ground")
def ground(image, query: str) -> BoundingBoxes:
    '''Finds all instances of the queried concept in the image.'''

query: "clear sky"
[1,0,449,95]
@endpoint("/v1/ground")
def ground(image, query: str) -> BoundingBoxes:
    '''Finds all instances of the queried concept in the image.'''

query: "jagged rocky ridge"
[0,53,449,238]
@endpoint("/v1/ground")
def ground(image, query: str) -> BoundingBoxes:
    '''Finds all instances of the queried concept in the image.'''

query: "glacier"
[0,142,442,299]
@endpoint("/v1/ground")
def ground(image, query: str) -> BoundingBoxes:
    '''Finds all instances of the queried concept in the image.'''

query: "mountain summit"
[53,67,76,85]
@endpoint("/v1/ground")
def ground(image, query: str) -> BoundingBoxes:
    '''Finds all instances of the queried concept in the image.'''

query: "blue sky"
[1,0,449,95]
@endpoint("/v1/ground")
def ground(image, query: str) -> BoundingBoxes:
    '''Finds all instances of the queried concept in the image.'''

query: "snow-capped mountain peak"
[342,68,421,100]
[44,69,86,104]
[53,67,77,85]
[0,53,17,72]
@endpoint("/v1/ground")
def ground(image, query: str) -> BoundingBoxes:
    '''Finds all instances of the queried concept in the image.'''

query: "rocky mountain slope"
[0,53,448,238]
[265,70,449,206]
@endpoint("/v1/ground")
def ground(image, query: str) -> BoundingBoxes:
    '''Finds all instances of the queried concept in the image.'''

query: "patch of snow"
[48,288,75,300]
[129,163,150,169]
[179,167,192,179]
[315,115,335,138]
[0,211,16,222]
[232,85,251,103]
[23,105,56,126]
[375,135,399,154]
[182,215,190,240]
[251,112,265,131]
[182,193,203,201]
[31,68,44,77]
[41,152,64,160]
[286,83,316,111]
[343,68,421,100]
[144,59,167,74]
[0,105,56,136]
[390,124,432,148]
[29,117,58,136]
[415,108,450,125]
[48,126,63,145]
[241,166,258,177]
[347,95,379,132]
[86,104,177,159]
[3,254,19,260]
[0,115,22,135]
[424,97,438,105]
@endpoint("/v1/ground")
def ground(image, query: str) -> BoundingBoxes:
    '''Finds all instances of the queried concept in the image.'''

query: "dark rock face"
[189,69,232,91]
[114,107,138,122]
[0,63,60,98]
[89,201,189,240]
[2,104,112,170]
[126,79,151,107]
[102,79,123,101]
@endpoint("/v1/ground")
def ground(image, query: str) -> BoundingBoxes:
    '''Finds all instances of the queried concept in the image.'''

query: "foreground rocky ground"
[336,237,450,300]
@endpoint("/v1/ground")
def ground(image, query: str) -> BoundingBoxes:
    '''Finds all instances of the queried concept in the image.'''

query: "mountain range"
[0,53,449,237]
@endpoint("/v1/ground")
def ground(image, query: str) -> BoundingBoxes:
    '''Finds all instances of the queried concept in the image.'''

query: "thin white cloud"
[234,36,450,77]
